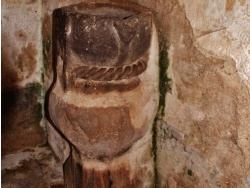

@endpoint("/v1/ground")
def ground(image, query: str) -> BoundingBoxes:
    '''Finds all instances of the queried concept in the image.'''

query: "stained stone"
[2,85,46,155]
[49,1,159,187]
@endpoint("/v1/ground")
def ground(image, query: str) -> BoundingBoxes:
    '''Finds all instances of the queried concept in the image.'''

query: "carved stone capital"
[49,1,159,187]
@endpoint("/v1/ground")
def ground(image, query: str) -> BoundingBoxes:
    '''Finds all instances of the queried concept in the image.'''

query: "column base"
[64,133,154,188]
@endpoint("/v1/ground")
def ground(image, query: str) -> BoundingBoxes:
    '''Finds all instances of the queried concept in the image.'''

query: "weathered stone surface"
[48,1,159,187]
[1,146,64,188]
[135,0,250,187]
[43,0,91,166]
[47,122,70,162]
[179,0,250,85]
[2,0,249,187]
[1,0,43,89]
[2,85,46,155]
[64,154,111,188]
[52,1,153,93]
[1,0,46,156]
[49,94,146,159]
[65,164,143,188]
[64,142,154,188]
[49,0,158,157]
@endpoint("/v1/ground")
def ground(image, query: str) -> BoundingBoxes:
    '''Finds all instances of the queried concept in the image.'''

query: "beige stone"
[1,0,43,89]
[136,0,250,187]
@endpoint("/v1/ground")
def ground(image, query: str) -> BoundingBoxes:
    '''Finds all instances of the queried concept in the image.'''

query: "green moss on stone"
[152,38,172,188]
[41,32,51,83]
[26,83,43,97]
[25,83,44,129]
[188,169,193,176]
[152,117,159,188]
[158,39,171,117]
[42,33,51,70]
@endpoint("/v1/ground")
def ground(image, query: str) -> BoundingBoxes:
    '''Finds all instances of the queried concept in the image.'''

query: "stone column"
[48,1,159,187]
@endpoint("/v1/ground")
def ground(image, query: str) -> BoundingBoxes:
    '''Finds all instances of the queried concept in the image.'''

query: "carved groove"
[73,77,140,94]
[74,59,147,81]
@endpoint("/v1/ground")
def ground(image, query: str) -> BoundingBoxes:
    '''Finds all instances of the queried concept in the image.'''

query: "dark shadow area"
[1,38,46,156]
[1,85,46,155]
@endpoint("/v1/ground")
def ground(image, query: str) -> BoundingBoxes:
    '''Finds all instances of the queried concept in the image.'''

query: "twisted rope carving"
[73,59,147,81]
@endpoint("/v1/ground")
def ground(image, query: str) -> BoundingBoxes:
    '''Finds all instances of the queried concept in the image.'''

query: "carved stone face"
[49,1,159,159]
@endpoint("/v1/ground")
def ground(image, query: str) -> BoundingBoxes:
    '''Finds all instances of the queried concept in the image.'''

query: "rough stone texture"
[46,123,70,163]
[43,0,85,163]
[50,102,144,159]
[135,0,250,187]
[2,84,46,155]
[179,0,250,86]
[64,145,154,188]
[1,146,64,188]
[53,1,152,94]
[64,144,154,188]
[2,0,43,89]
[48,1,159,187]
[1,0,46,155]
[1,0,245,187]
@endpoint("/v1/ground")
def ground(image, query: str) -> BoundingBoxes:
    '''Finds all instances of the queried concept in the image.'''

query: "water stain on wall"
[15,43,37,80]
[135,0,250,187]
[238,0,246,6]
[15,30,27,41]
[226,0,236,11]
[1,54,19,89]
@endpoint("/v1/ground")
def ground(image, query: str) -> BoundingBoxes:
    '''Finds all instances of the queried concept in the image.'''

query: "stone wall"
[134,0,250,187]
[2,0,250,187]
[2,0,46,155]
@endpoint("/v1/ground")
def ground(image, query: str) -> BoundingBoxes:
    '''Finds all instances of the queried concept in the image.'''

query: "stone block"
[135,0,250,187]
[48,1,159,187]
[1,0,46,155]
[2,84,46,155]
[1,0,43,89]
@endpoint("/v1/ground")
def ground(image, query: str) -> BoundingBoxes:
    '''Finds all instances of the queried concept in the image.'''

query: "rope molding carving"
[50,1,158,187]
[74,59,147,81]
[65,57,148,93]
